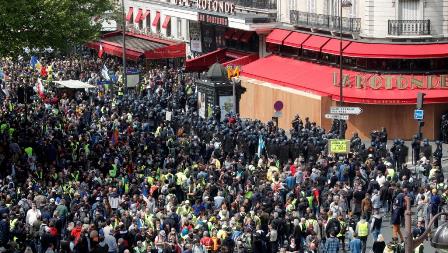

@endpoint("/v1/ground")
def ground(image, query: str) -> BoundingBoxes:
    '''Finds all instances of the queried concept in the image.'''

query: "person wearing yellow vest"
[356,216,369,253]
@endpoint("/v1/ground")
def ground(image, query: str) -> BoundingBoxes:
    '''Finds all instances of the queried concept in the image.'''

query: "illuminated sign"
[333,72,448,90]
[198,13,228,26]
[174,0,236,14]
[226,65,240,78]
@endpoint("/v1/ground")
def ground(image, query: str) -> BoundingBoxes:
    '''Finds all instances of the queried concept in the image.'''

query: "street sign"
[330,106,363,115]
[273,111,283,118]
[274,101,283,111]
[329,139,350,153]
[325,114,349,120]
[414,109,424,120]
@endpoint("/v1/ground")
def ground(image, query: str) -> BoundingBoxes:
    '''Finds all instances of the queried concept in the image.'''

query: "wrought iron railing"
[290,10,361,33]
[388,20,431,36]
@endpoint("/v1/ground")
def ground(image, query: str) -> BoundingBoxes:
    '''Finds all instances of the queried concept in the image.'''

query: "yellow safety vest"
[337,221,346,237]
[358,222,369,237]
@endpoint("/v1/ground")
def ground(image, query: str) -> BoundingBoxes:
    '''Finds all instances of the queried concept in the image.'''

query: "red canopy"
[144,43,185,59]
[142,10,150,20]
[321,39,351,55]
[126,7,134,22]
[302,35,331,52]
[343,42,448,59]
[162,16,171,29]
[86,41,142,61]
[134,9,143,23]
[240,54,448,104]
[283,32,311,48]
[152,12,161,27]
[266,29,292,45]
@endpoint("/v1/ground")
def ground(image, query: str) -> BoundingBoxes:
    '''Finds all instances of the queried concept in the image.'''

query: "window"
[145,12,151,31]
[177,19,182,38]
[166,21,171,37]
[399,0,419,20]
[308,0,316,13]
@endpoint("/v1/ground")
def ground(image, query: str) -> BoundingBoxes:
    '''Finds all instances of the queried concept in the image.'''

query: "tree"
[0,0,116,57]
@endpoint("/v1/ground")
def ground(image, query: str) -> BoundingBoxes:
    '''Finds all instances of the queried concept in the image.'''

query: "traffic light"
[417,92,425,109]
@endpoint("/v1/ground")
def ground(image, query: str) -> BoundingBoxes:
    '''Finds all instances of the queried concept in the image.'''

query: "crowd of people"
[0,53,447,253]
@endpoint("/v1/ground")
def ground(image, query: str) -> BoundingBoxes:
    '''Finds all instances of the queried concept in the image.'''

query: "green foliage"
[0,0,115,57]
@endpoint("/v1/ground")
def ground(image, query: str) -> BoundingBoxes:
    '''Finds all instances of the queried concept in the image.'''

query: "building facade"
[279,0,448,40]
[123,0,277,60]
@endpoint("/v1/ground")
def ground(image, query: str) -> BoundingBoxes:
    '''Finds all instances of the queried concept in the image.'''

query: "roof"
[102,34,165,53]
[240,54,448,104]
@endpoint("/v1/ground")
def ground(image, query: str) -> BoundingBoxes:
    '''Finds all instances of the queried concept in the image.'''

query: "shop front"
[238,29,448,140]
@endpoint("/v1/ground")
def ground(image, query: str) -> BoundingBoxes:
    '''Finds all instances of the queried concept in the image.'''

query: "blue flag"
[30,56,39,69]
[257,135,265,156]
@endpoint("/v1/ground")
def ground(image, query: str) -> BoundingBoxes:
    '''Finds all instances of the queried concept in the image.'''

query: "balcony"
[290,10,361,33]
[388,20,431,36]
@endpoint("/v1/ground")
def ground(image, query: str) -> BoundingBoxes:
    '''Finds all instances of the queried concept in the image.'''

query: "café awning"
[240,54,448,104]
[126,7,134,22]
[321,39,351,55]
[283,32,311,48]
[162,15,171,29]
[144,43,185,59]
[152,11,161,27]
[134,9,143,23]
[302,35,331,52]
[142,10,150,20]
[266,29,292,45]
[87,31,185,61]
[343,42,448,59]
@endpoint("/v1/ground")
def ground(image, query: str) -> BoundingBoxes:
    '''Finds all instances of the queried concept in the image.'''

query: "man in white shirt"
[376,171,386,188]
[26,203,41,226]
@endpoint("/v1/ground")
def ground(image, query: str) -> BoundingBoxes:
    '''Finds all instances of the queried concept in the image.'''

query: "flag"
[98,44,104,58]
[111,128,119,145]
[30,56,40,70]
[40,66,47,77]
[36,78,45,98]
[101,64,110,80]
[257,135,265,156]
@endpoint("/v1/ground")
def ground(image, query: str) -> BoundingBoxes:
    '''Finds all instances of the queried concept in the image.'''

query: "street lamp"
[121,0,128,94]
[338,0,352,139]
[404,196,448,253]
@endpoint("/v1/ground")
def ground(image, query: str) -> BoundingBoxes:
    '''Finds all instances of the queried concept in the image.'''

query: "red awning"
[240,32,254,43]
[152,12,161,27]
[126,7,134,22]
[302,35,331,52]
[134,9,143,23]
[224,29,234,40]
[321,39,351,55]
[240,54,448,104]
[283,32,311,48]
[343,42,448,59]
[162,16,171,29]
[142,10,150,20]
[144,43,185,59]
[86,41,143,61]
[266,29,292,45]
[185,48,227,72]
[232,30,244,41]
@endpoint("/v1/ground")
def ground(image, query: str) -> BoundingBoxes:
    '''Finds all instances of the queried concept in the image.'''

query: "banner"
[329,139,350,153]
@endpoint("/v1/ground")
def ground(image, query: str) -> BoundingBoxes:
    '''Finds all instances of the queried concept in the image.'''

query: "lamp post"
[338,0,352,139]
[404,196,448,253]
[121,0,128,94]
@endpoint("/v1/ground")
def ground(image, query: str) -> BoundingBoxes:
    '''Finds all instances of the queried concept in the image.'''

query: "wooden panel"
[239,78,323,131]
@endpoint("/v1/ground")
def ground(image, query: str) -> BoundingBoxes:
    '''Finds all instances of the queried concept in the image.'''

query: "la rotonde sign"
[333,72,448,90]
[174,0,236,14]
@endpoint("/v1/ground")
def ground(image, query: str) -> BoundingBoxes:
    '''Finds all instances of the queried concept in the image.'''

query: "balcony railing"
[388,20,431,36]
[290,10,361,33]
[228,0,276,9]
